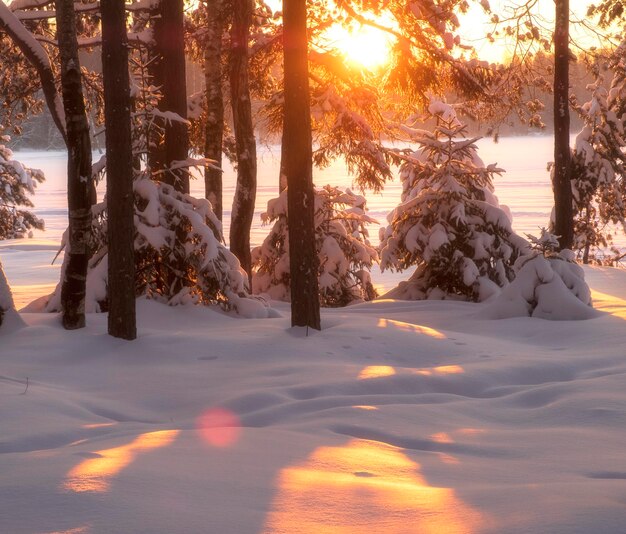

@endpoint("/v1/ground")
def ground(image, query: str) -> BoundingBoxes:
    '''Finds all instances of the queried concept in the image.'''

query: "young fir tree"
[0,142,44,239]
[252,185,378,306]
[570,41,626,265]
[380,101,528,301]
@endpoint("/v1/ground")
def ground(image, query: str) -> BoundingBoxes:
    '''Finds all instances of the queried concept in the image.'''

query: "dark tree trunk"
[553,0,573,250]
[101,0,137,340]
[204,0,225,221]
[55,0,93,330]
[283,0,321,330]
[229,0,257,282]
[154,0,190,193]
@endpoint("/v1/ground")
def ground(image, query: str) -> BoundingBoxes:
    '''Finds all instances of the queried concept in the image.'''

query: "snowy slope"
[1,266,626,533]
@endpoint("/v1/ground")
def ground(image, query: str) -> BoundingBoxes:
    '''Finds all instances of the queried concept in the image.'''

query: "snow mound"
[483,252,597,320]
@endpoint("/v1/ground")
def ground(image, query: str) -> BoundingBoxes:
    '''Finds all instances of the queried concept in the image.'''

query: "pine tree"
[380,101,528,301]
[552,0,574,250]
[101,0,136,340]
[570,42,626,265]
[282,0,320,329]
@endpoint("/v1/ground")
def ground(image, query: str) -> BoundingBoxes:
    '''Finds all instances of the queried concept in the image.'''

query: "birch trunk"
[55,0,93,330]
[229,0,257,281]
[101,0,136,340]
[204,0,225,221]
[283,0,321,330]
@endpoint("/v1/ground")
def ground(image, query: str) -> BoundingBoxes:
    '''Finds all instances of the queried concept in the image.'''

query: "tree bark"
[229,0,257,282]
[553,0,573,250]
[55,0,93,330]
[283,0,321,330]
[101,0,137,340]
[204,0,225,221]
[154,0,190,193]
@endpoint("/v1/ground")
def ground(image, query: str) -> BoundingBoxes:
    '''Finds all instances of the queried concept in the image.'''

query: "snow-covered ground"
[1,266,626,533]
[1,137,626,533]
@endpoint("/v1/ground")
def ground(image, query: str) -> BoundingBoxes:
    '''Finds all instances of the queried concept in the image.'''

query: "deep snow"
[0,266,625,533]
[1,140,626,533]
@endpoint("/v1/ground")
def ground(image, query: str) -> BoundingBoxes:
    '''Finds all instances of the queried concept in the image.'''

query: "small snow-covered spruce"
[0,141,44,239]
[380,101,528,301]
[570,42,626,265]
[484,229,596,320]
[252,185,379,306]
[47,174,270,318]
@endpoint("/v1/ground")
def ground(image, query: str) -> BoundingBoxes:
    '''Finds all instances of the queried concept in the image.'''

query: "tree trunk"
[154,0,190,193]
[101,0,137,340]
[55,0,93,330]
[204,0,225,221]
[553,0,573,250]
[283,0,321,330]
[229,0,257,282]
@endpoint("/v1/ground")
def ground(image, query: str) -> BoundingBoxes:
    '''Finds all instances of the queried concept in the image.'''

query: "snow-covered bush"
[571,42,626,265]
[380,101,529,301]
[47,178,271,318]
[252,185,379,306]
[484,230,596,320]
[0,140,44,239]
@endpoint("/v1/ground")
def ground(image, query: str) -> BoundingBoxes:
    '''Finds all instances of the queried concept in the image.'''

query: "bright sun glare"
[325,24,392,70]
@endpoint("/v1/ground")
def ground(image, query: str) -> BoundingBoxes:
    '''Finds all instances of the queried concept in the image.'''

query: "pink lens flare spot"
[196,408,241,448]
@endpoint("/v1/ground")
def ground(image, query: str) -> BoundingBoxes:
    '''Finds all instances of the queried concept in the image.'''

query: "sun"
[324,23,393,70]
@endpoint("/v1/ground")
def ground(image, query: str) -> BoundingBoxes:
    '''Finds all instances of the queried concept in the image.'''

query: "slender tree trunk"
[204,0,225,221]
[279,139,288,192]
[553,0,573,250]
[229,0,257,282]
[154,0,190,193]
[101,0,137,340]
[56,0,93,330]
[283,0,320,330]
[147,3,166,176]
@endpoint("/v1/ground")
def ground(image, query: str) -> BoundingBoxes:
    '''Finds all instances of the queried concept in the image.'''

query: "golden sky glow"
[323,23,393,70]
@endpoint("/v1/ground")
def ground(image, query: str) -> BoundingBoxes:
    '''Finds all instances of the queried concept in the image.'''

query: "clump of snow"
[483,231,596,320]
[252,185,379,306]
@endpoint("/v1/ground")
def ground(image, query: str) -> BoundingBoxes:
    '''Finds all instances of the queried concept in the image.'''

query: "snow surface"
[1,268,626,533]
[1,140,626,532]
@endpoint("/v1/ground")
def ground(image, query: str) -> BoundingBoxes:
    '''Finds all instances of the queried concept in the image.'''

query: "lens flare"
[196,408,241,448]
